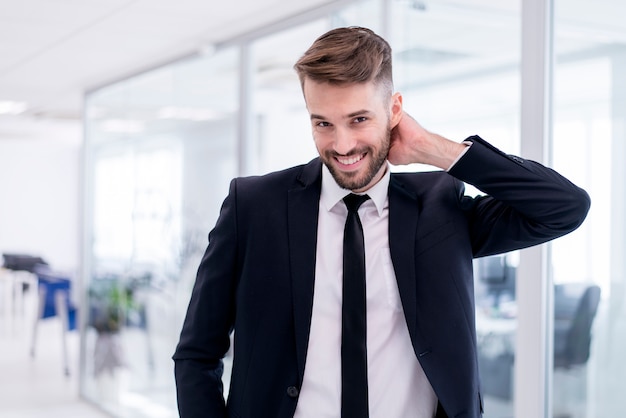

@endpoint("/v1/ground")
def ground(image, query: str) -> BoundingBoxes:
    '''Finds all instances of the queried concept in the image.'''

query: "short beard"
[323,127,390,191]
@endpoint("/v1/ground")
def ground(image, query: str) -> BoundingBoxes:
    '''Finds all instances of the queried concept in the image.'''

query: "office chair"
[477,254,516,309]
[553,283,601,369]
[478,281,600,401]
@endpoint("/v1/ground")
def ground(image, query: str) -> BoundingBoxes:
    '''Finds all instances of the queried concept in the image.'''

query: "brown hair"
[293,26,393,95]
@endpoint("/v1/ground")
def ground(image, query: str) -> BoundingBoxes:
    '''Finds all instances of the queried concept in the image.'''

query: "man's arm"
[389,111,591,256]
[173,180,240,418]
[450,135,590,256]
[174,358,227,417]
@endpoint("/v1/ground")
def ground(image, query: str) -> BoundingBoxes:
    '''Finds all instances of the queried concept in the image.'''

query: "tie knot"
[343,193,370,213]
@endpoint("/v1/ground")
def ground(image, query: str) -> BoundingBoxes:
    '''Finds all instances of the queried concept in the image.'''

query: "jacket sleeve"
[172,179,240,418]
[448,135,591,257]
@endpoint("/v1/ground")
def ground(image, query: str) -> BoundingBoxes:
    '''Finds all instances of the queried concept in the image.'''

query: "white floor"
[2,274,624,418]
[0,307,110,417]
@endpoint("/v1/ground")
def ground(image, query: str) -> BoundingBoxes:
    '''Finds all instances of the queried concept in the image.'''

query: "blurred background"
[0,0,624,417]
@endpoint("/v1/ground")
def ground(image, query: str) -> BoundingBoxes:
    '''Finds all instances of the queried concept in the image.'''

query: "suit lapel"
[388,175,420,347]
[288,158,322,382]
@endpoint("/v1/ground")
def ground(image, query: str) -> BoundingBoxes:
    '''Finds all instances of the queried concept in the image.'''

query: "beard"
[322,126,391,191]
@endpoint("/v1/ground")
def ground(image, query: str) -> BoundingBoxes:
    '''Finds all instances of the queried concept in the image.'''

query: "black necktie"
[341,193,370,418]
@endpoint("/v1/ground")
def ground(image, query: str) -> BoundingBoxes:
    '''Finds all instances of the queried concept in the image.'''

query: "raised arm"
[389,111,590,256]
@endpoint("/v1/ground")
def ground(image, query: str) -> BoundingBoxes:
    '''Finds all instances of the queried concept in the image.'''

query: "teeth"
[337,154,364,165]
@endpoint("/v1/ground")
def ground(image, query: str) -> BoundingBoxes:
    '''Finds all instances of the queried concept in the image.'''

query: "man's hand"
[388,112,468,170]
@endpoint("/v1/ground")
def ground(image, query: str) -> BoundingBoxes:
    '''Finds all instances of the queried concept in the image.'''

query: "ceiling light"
[197,43,216,57]
[100,119,145,133]
[0,100,28,115]
[157,106,222,121]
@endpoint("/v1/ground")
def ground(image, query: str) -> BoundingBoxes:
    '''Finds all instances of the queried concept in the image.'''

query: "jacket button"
[287,386,299,398]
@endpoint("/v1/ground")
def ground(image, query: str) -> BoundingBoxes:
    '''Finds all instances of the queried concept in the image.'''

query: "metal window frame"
[517,0,554,417]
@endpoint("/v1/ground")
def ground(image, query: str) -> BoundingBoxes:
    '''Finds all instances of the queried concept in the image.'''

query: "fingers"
[388,112,423,166]
[388,113,461,169]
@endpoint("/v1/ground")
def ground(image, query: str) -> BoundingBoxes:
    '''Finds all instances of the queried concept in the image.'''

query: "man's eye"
[353,117,367,123]
[316,121,331,127]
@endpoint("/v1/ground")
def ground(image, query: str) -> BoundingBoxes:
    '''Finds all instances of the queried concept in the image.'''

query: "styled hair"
[293,26,393,95]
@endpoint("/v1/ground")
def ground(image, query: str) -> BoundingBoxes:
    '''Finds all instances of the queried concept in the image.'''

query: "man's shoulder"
[236,158,321,190]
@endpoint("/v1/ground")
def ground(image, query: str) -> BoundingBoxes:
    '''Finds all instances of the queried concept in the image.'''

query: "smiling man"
[305,80,399,193]
[173,27,590,418]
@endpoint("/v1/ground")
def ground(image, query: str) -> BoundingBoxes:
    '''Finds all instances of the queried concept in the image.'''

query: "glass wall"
[389,1,521,416]
[81,1,625,417]
[247,20,325,175]
[551,1,626,417]
[82,48,239,417]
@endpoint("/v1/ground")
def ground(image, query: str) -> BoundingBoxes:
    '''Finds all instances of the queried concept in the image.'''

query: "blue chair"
[31,269,78,376]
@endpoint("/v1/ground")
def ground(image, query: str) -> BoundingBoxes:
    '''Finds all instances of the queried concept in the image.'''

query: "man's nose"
[333,127,357,155]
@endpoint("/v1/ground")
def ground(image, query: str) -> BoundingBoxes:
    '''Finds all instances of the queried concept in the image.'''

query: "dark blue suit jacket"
[173,136,590,418]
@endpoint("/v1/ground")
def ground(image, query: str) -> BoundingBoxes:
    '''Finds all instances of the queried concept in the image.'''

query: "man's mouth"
[336,153,366,166]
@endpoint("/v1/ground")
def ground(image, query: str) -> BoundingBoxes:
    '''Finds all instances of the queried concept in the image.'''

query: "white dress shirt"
[294,164,438,418]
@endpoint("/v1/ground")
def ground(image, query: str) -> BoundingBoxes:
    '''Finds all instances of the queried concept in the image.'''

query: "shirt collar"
[320,163,390,217]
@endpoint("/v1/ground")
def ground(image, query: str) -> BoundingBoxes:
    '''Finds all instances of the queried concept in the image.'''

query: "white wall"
[0,117,82,273]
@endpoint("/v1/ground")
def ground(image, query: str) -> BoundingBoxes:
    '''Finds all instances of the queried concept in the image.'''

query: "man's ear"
[389,92,403,128]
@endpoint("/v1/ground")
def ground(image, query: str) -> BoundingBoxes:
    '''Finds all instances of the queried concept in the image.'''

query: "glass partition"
[389,1,521,416]
[80,1,613,417]
[552,1,626,417]
[82,47,239,417]
[247,20,326,175]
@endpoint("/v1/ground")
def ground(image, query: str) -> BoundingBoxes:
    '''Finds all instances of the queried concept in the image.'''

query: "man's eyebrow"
[309,110,373,120]
[346,109,372,118]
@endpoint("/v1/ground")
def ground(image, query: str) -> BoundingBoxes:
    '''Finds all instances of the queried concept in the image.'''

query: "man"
[173,27,590,418]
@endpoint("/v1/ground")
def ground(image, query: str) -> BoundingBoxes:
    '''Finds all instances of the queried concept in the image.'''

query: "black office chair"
[478,282,601,401]
[553,283,601,369]
[477,254,516,309]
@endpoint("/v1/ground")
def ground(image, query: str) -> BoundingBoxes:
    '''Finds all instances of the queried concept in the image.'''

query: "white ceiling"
[1,0,624,135]
[0,0,332,122]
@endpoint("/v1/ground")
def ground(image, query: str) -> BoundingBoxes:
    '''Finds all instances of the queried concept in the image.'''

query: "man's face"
[303,79,402,193]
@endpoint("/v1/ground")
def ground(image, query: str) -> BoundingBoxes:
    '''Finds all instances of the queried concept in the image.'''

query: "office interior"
[0,0,624,417]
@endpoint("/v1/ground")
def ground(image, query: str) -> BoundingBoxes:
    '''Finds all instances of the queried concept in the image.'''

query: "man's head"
[294,27,402,193]
[293,26,393,97]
